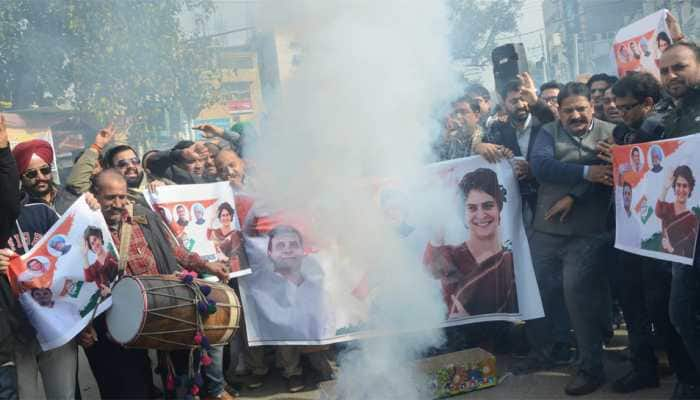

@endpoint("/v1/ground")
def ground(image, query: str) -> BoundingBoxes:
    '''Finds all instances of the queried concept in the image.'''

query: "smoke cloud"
[251,1,461,398]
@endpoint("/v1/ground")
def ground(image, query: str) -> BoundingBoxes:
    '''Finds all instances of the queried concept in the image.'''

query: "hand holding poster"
[613,135,700,265]
[239,157,544,346]
[7,195,118,350]
[146,181,251,278]
[611,9,673,79]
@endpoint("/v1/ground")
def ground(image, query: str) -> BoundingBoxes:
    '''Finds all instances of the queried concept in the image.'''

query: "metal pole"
[540,32,549,82]
[573,32,580,78]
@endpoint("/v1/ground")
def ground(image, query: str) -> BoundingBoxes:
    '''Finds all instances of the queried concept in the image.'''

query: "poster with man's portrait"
[7,196,118,350]
[613,136,700,265]
[238,157,544,346]
[611,9,672,79]
[147,181,251,278]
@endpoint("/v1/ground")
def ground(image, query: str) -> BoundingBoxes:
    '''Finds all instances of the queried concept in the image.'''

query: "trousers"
[15,339,77,399]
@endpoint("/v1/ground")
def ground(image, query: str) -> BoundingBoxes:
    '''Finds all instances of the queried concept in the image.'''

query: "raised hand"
[518,72,538,106]
[94,123,116,150]
[193,124,225,139]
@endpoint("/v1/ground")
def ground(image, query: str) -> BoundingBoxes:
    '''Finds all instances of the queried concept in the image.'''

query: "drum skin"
[107,275,240,350]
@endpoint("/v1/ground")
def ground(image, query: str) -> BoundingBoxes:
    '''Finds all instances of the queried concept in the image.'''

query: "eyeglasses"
[115,157,140,168]
[617,101,641,113]
[542,96,558,104]
[23,166,52,179]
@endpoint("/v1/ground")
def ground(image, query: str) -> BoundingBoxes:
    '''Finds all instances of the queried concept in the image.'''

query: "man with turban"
[12,139,58,206]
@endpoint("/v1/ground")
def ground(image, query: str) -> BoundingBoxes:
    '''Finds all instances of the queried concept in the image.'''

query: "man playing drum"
[79,169,233,400]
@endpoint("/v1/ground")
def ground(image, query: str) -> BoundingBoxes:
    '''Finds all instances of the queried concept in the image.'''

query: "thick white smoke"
[251,1,461,398]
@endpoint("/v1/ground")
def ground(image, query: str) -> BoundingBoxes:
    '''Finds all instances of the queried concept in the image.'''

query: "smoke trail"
[252,1,460,398]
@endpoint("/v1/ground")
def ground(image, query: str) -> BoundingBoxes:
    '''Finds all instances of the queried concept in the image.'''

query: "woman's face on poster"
[658,37,670,53]
[219,208,232,226]
[464,190,500,240]
[675,176,691,203]
[89,235,104,253]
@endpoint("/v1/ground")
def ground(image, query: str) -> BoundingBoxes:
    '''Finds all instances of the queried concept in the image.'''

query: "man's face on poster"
[51,239,64,252]
[464,189,500,240]
[675,176,691,204]
[27,259,43,272]
[195,207,205,222]
[269,232,305,273]
[652,151,661,167]
[31,288,53,307]
[177,206,187,221]
[623,184,632,209]
[632,149,641,170]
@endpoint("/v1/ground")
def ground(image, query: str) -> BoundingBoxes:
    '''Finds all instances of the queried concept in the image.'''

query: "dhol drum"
[106,275,239,350]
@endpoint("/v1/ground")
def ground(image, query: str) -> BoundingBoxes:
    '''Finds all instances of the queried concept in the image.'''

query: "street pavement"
[75,328,676,399]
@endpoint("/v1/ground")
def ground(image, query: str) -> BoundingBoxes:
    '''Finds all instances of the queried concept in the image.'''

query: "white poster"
[613,135,700,265]
[8,196,117,350]
[239,157,544,346]
[611,9,672,79]
[146,181,251,278]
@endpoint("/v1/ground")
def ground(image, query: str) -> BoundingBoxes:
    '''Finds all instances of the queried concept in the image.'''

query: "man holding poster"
[608,71,700,395]
[611,10,684,79]
[1,192,102,400]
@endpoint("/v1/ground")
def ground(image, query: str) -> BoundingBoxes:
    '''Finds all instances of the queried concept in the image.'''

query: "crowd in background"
[1,13,700,400]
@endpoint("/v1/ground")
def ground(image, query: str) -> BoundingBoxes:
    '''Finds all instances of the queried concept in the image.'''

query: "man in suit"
[484,74,556,224]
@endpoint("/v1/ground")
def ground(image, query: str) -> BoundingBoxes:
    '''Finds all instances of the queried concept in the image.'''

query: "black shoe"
[287,375,305,393]
[550,342,574,366]
[246,374,266,390]
[611,369,659,393]
[672,382,700,399]
[564,370,605,396]
[510,352,555,375]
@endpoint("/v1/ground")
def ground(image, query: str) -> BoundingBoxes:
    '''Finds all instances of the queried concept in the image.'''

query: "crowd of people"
[0,16,700,400]
[434,31,700,397]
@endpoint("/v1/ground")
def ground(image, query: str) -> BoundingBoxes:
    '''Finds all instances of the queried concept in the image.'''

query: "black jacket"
[2,196,60,360]
[486,104,554,215]
[0,146,20,364]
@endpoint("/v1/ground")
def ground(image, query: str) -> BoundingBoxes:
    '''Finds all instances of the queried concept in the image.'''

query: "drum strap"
[117,203,134,275]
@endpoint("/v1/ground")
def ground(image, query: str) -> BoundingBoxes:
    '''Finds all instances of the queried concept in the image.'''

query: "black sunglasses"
[115,157,140,169]
[23,166,52,179]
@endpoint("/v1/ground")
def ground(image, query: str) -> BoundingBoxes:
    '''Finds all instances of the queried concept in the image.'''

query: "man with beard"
[657,42,700,399]
[10,140,78,214]
[525,82,615,395]
[597,71,699,393]
[587,74,618,120]
[483,75,555,224]
[601,87,624,124]
[78,169,232,400]
[103,144,166,207]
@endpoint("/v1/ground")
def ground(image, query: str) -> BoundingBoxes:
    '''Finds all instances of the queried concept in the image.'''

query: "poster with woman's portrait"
[238,157,544,346]
[613,136,700,265]
[611,9,673,79]
[7,195,117,350]
[147,181,251,278]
